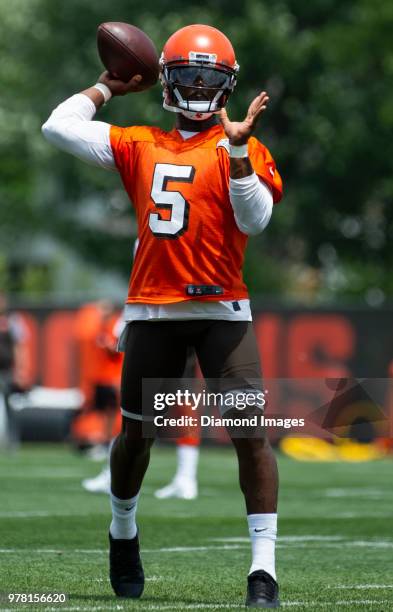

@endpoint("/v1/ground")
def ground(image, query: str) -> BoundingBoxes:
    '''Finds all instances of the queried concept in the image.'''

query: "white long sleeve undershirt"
[42,94,273,236]
[42,94,116,170]
[229,174,272,235]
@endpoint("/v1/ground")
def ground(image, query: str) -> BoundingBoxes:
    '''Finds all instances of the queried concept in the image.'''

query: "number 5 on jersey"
[149,163,196,238]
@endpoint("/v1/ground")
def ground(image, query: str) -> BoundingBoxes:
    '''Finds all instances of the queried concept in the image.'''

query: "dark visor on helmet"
[168,66,232,89]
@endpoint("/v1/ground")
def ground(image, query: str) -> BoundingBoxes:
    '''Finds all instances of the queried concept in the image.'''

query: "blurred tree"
[0,0,392,302]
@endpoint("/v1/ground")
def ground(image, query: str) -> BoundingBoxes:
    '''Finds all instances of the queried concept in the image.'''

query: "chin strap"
[180,110,214,121]
[162,100,181,113]
[163,100,215,121]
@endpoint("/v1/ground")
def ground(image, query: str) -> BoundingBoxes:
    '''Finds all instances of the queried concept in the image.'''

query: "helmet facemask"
[161,62,237,115]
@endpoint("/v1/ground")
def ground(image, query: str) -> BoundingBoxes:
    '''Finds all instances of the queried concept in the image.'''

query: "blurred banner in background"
[4,302,392,450]
[11,304,393,388]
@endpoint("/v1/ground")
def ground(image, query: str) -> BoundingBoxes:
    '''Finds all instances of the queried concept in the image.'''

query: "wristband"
[93,83,112,104]
[229,143,248,158]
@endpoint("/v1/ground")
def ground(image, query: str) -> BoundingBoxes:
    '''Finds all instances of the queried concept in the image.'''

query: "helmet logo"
[189,51,217,64]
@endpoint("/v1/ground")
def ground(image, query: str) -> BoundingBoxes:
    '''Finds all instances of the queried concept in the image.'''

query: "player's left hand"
[220,91,269,146]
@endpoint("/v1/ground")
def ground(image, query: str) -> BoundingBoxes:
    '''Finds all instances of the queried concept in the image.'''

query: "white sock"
[247,513,277,580]
[174,444,199,483]
[109,492,139,540]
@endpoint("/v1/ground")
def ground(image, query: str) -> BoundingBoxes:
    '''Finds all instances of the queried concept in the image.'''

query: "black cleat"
[109,531,144,598]
[245,570,280,608]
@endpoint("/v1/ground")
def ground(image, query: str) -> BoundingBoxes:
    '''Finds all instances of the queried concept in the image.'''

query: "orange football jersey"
[110,124,282,304]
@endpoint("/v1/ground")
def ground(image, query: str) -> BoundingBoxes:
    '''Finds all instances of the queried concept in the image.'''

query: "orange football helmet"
[160,24,239,116]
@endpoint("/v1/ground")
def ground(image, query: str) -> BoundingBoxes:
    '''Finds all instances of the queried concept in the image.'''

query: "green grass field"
[0,444,392,611]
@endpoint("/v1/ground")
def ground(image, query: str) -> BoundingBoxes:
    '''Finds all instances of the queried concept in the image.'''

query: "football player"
[42,24,283,608]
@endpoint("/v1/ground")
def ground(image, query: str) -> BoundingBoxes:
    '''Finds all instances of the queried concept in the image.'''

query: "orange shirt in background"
[94,314,123,387]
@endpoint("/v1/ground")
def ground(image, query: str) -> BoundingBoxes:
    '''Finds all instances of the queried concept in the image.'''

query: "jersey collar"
[168,124,224,147]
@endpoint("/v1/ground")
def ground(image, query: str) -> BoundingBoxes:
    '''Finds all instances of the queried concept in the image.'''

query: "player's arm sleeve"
[41,93,116,170]
[227,137,283,236]
[229,174,273,236]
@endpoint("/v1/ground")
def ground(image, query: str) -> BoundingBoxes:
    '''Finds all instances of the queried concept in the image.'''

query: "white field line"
[334,602,392,607]
[209,535,393,550]
[332,512,392,518]
[0,549,105,554]
[143,545,245,553]
[1,603,391,612]
[324,488,387,498]
[38,602,393,611]
[42,608,124,612]
[140,606,242,611]
[0,510,202,520]
[0,511,107,518]
[210,535,345,543]
[1,602,392,612]
[1,537,393,556]
[282,603,393,609]
[0,470,86,478]
[0,511,53,518]
[3,509,392,521]
[331,584,393,589]
[0,609,125,612]
[276,541,393,550]
[0,545,245,555]
[350,541,393,548]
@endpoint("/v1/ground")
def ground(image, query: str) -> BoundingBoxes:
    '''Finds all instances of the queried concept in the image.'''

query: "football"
[97,22,159,88]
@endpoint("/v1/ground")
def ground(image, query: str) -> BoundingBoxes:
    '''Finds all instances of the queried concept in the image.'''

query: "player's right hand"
[220,91,270,145]
[97,71,145,96]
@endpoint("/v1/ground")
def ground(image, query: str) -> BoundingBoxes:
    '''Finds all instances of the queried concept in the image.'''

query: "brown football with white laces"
[97,22,159,88]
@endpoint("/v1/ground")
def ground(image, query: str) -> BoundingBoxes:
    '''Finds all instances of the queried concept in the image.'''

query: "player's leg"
[109,321,188,598]
[195,321,279,608]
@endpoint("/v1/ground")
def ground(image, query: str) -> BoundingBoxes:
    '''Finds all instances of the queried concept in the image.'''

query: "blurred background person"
[80,302,124,492]
[83,344,202,498]
[155,348,200,500]
[0,292,28,448]
[154,438,200,500]
[72,301,123,456]
[89,301,124,457]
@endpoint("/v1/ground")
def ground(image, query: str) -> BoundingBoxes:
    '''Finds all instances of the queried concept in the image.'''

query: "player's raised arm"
[220,91,269,178]
[41,71,143,170]
[220,92,279,236]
